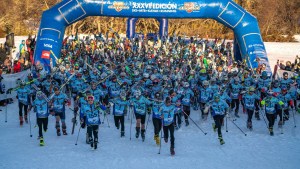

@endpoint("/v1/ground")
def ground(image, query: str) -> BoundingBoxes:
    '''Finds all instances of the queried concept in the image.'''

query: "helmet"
[59,65,65,71]
[202,80,209,86]
[184,82,190,88]
[249,86,255,92]
[283,72,288,77]
[234,77,240,82]
[120,72,126,77]
[28,73,33,77]
[133,70,139,76]
[150,75,156,81]
[200,69,206,74]
[262,71,268,77]
[155,92,161,99]
[100,72,107,80]
[120,91,126,100]
[134,90,141,98]
[143,73,150,78]
[20,80,26,86]
[163,75,168,81]
[214,94,220,101]
[36,91,43,99]
[281,87,288,92]
[210,78,216,82]
[165,96,171,104]
[190,70,195,75]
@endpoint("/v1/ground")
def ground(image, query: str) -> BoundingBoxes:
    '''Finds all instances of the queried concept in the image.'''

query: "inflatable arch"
[34,0,270,73]
[126,18,168,39]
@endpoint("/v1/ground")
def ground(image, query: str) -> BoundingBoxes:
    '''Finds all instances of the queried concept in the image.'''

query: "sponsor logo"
[179,2,200,13]
[44,43,52,48]
[108,1,129,12]
[41,50,50,60]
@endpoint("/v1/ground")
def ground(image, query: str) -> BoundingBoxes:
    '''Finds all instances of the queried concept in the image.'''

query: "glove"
[66,100,71,106]
[74,107,79,112]
[289,100,294,107]
[261,100,266,105]
[80,118,86,128]
[123,82,127,85]
[278,101,284,106]
[261,88,265,93]
[101,84,107,89]
[16,95,18,99]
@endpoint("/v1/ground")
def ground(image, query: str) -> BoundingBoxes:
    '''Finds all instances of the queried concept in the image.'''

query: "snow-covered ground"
[0,36,299,169]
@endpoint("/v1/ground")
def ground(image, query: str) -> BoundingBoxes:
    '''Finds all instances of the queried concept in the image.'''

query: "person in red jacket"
[13,60,21,73]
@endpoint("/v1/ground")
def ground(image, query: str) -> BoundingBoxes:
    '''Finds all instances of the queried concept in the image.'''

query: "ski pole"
[130,106,133,140]
[259,106,268,129]
[127,105,130,120]
[182,110,207,135]
[292,108,297,128]
[145,111,151,133]
[75,125,82,145]
[106,113,110,128]
[158,119,163,154]
[228,117,247,136]
[281,109,284,134]
[225,115,228,132]
[5,93,7,123]
[28,110,32,137]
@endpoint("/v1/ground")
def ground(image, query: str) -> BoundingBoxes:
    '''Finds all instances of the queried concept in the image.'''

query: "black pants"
[163,123,175,148]
[87,125,99,143]
[152,118,162,135]
[37,118,48,137]
[246,109,254,122]
[266,113,276,128]
[183,105,190,120]
[174,113,182,127]
[19,102,28,117]
[231,99,240,113]
[213,115,225,137]
[199,102,206,115]
[277,109,289,121]
[114,115,125,132]
[135,113,146,124]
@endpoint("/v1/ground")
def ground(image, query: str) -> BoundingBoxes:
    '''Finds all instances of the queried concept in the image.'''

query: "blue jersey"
[161,104,176,126]
[17,87,31,105]
[242,93,260,110]
[262,97,281,114]
[32,98,49,118]
[198,87,213,103]
[280,78,293,89]
[83,104,101,125]
[152,101,163,119]
[71,79,87,93]
[258,78,271,89]
[51,93,68,112]
[179,88,194,106]
[112,98,128,116]
[79,97,88,118]
[277,93,292,109]
[131,96,152,115]
[230,83,243,99]
[210,100,229,116]
[107,81,121,98]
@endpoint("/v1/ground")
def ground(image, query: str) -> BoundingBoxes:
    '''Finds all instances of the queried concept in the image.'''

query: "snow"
[0,99,299,169]
[0,37,300,169]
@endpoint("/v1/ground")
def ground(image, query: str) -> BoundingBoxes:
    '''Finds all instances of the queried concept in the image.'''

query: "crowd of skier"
[7,33,299,155]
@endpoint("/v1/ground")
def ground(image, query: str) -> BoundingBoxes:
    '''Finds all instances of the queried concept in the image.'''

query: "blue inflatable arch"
[126,18,168,39]
[34,0,270,73]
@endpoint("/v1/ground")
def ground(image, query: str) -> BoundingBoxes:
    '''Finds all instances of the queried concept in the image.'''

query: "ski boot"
[247,121,253,131]
[185,119,189,126]
[202,114,208,121]
[170,147,175,156]
[62,124,68,135]
[40,137,45,146]
[234,112,240,118]
[94,142,97,150]
[135,127,140,138]
[56,127,61,136]
[269,127,274,136]
[141,129,146,141]
[278,120,284,128]
[218,135,225,145]
[164,137,168,143]
[24,115,28,124]
[90,142,94,149]
[255,112,260,120]
[121,131,125,137]
[19,116,24,126]
[212,123,217,132]
[154,134,160,146]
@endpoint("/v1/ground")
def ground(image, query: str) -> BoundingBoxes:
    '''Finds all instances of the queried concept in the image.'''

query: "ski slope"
[0,99,299,169]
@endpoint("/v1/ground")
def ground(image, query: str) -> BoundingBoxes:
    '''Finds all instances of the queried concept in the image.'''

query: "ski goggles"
[87,96,94,101]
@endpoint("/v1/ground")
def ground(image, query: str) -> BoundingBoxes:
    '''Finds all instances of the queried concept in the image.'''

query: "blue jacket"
[210,100,229,116]
[161,104,176,126]
[32,98,49,118]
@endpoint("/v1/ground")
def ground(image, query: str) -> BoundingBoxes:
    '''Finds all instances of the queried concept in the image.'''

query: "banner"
[0,70,30,100]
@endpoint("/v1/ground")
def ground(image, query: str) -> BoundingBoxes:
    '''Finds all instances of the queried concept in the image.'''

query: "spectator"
[13,60,21,73]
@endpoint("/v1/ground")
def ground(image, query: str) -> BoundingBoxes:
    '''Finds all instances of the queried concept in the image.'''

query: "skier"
[261,91,284,136]
[30,91,49,146]
[81,95,102,150]
[152,92,163,145]
[161,96,176,155]
[209,94,229,145]
[242,87,260,130]
[130,90,152,141]
[178,82,194,126]
[50,86,70,136]
[16,80,32,125]
[229,77,243,118]
[111,91,128,137]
